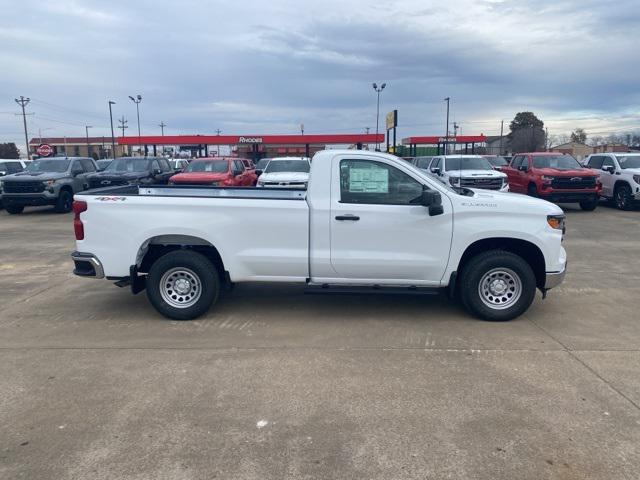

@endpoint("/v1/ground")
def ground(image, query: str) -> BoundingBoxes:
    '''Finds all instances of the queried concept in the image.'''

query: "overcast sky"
[1,0,638,151]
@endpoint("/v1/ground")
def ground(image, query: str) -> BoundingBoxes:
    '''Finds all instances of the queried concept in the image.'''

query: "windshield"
[26,159,70,173]
[532,155,581,170]
[185,160,229,173]
[445,157,493,171]
[265,160,310,173]
[105,158,150,173]
[256,159,271,169]
[485,156,508,166]
[616,155,640,169]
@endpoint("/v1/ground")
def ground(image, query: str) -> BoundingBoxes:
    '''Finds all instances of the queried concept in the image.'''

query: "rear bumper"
[71,251,105,279]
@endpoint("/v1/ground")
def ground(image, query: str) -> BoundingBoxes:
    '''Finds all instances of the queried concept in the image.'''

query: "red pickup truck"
[169,157,257,186]
[503,152,601,210]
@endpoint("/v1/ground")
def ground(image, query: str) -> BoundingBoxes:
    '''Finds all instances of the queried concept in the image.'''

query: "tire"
[5,205,24,215]
[459,250,537,321]
[614,184,633,211]
[146,250,220,320]
[579,197,598,211]
[527,183,538,198]
[54,189,73,213]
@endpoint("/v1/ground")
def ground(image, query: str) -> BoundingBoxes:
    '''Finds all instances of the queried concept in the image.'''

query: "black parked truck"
[86,157,174,189]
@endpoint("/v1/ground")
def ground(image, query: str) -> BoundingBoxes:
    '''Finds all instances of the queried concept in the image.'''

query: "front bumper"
[544,264,566,290]
[71,251,105,279]
[538,189,600,203]
[1,193,57,207]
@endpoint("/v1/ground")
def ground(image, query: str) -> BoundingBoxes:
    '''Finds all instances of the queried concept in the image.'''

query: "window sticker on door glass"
[349,167,389,193]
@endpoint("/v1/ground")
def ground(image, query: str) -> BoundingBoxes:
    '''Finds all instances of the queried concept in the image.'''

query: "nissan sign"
[238,137,263,144]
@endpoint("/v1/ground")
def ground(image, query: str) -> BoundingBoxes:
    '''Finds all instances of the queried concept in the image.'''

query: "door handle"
[335,215,360,221]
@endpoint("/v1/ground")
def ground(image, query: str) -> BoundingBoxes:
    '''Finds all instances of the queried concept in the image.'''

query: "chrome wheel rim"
[160,267,202,309]
[478,268,522,310]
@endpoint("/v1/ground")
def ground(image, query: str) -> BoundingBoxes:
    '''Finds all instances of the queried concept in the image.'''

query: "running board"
[304,284,441,296]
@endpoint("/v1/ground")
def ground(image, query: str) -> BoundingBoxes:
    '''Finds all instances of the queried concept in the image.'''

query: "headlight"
[449,177,460,186]
[45,179,57,186]
[547,214,565,231]
[541,175,554,182]
[633,175,640,184]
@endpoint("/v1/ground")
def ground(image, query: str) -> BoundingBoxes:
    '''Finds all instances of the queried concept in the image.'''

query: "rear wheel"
[54,190,73,213]
[146,250,220,320]
[614,184,633,210]
[459,250,537,321]
[579,196,598,211]
[5,205,24,215]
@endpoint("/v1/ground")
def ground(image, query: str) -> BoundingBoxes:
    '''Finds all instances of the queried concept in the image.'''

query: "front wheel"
[5,205,24,214]
[459,250,537,321]
[579,197,598,211]
[614,184,633,211]
[146,250,220,320]
[54,190,73,213]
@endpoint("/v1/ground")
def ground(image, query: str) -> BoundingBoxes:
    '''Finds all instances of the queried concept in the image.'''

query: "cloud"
[0,0,638,153]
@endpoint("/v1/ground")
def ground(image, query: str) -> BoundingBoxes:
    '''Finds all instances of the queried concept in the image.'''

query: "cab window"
[339,159,423,205]
[587,156,604,169]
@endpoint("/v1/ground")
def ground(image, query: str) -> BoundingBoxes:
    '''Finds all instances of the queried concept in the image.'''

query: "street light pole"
[85,125,92,157]
[444,97,450,154]
[108,101,116,159]
[15,96,30,158]
[129,94,142,155]
[372,82,386,151]
[159,121,166,136]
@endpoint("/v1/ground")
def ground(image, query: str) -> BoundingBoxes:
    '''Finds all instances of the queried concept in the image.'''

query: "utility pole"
[215,129,222,135]
[108,101,117,159]
[444,97,450,154]
[300,123,304,135]
[118,116,128,137]
[545,128,549,151]
[365,127,370,134]
[159,121,166,136]
[453,122,459,137]
[15,96,31,158]
[118,117,129,155]
[499,120,504,155]
[372,82,386,151]
[85,126,92,157]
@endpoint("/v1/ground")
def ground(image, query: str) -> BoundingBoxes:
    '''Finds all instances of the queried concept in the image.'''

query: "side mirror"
[431,167,441,175]
[255,169,263,176]
[72,169,83,176]
[602,165,615,173]
[0,171,6,177]
[518,165,528,172]
[420,189,444,216]
[153,168,162,175]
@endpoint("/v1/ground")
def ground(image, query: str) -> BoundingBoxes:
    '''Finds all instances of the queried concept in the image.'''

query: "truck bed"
[78,184,307,200]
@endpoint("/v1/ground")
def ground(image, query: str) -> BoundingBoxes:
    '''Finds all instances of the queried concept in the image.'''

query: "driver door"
[71,160,89,191]
[600,156,616,198]
[329,157,453,284]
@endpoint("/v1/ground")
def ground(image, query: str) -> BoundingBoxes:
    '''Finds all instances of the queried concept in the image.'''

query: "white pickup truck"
[71,150,567,322]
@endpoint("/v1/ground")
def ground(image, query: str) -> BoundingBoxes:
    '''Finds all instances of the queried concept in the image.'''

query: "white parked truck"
[71,150,567,321]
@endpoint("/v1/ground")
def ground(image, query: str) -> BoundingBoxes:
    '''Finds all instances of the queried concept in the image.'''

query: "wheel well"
[614,180,630,191]
[137,235,227,283]
[457,238,546,289]
[59,185,73,194]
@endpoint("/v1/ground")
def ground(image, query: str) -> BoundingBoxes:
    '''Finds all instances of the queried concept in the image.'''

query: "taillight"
[73,200,87,240]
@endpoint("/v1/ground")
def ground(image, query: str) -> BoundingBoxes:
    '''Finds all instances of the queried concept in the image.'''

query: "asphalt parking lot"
[1,203,639,479]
